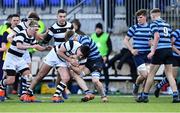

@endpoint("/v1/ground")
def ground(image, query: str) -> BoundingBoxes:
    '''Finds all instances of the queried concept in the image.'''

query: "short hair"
[64,30,75,41]
[95,23,103,30]
[150,8,161,14]
[135,9,147,17]
[71,19,81,29]
[80,45,90,59]
[6,14,13,21]
[28,12,40,21]
[29,20,39,27]
[11,14,20,18]
[21,18,28,22]
[58,9,67,14]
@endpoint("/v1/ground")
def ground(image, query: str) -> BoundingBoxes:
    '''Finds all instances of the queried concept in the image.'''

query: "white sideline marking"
[0,112,179,113]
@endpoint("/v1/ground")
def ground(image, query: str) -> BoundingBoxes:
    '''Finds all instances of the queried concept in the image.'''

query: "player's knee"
[138,64,149,78]
[91,71,101,84]
[92,78,99,84]
[38,70,47,79]
[61,76,70,83]
[6,76,15,85]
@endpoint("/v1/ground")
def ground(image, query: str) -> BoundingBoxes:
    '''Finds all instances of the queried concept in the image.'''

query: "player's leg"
[133,64,148,97]
[155,67,177,94]
[91,75,107,102]
[19,51,32,96]
[86,58,107,102]
[19,69,34,102]
[164,64,180,103]
[69,67,95,102]
[0,55,17,101]
[12,73,20,94]
[21,63,52,102]
[31,63,52,91]
[136,64,159,103]
[52,66,70,103]
[56,71,69,99]
[0,70,16,101]
[132,54,150,97]
[15,59,32,101]
[154,57,178,97]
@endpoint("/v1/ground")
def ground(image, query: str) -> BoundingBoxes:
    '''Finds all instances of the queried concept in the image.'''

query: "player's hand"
[70,55,78,59]
[131,49,138,56]
[103,56,107,63]
[147,51,154,59]
[45,45,53,51]
[148,39,153,46]
[35,33,44,40]
[70,59,79,67]
[7,37,13,43]
[32,44,46,51]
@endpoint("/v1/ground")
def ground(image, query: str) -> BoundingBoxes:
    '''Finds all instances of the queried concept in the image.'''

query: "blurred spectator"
[2,14,20,95]
[71,19,86,35]
[108,48,138,83]
[0,14,12,81]
[38,19,46,34]
[91,23,112,94]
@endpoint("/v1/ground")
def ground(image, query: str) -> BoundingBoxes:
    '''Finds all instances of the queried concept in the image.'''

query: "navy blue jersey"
[127,23,151,52]
[77,35,101,60]
[150,18,172,49]
[172,29,180,57]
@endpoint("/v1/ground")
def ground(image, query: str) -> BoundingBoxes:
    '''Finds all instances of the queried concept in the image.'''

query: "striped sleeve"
[64,40,74,52]
[150,21,159,35]
[127,26,135,37]
[14,35,24,43]
[13,25,23,33]
[80,36,90,46]
[171,29,179,38]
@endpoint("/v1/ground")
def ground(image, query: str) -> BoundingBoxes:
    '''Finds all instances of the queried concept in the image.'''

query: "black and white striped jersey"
[13,22,28,33]
[54,40,81,61]
[47,21,73,46]
[8,30,36,57]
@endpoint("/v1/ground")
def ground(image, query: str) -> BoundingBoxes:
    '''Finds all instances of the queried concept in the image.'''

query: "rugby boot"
[52,96,64,103]
[81,93,95,102]
[101,96,108,102]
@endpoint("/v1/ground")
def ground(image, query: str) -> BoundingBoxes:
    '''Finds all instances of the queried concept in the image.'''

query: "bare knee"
[92,77,100,85]
[61,76,70,83]
[6,76,15,85]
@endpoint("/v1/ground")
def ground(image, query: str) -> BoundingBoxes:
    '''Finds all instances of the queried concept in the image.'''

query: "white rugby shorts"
[43,48,67,67]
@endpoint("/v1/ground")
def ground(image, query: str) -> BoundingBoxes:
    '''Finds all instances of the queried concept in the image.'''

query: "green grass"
[0,94,179,113]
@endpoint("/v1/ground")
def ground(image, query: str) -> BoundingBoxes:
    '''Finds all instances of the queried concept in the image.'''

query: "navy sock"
[173,91,178,99]
[54,82,66,97]
[142,92,149,99]
[84,90,92,94]
[157,77,168,89]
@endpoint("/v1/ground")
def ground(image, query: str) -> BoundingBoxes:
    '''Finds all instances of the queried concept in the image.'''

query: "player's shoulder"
[66,21,72,27]
[16,30,26,37]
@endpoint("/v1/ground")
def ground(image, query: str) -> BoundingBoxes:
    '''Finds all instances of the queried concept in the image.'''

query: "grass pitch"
[0,94,179,113]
